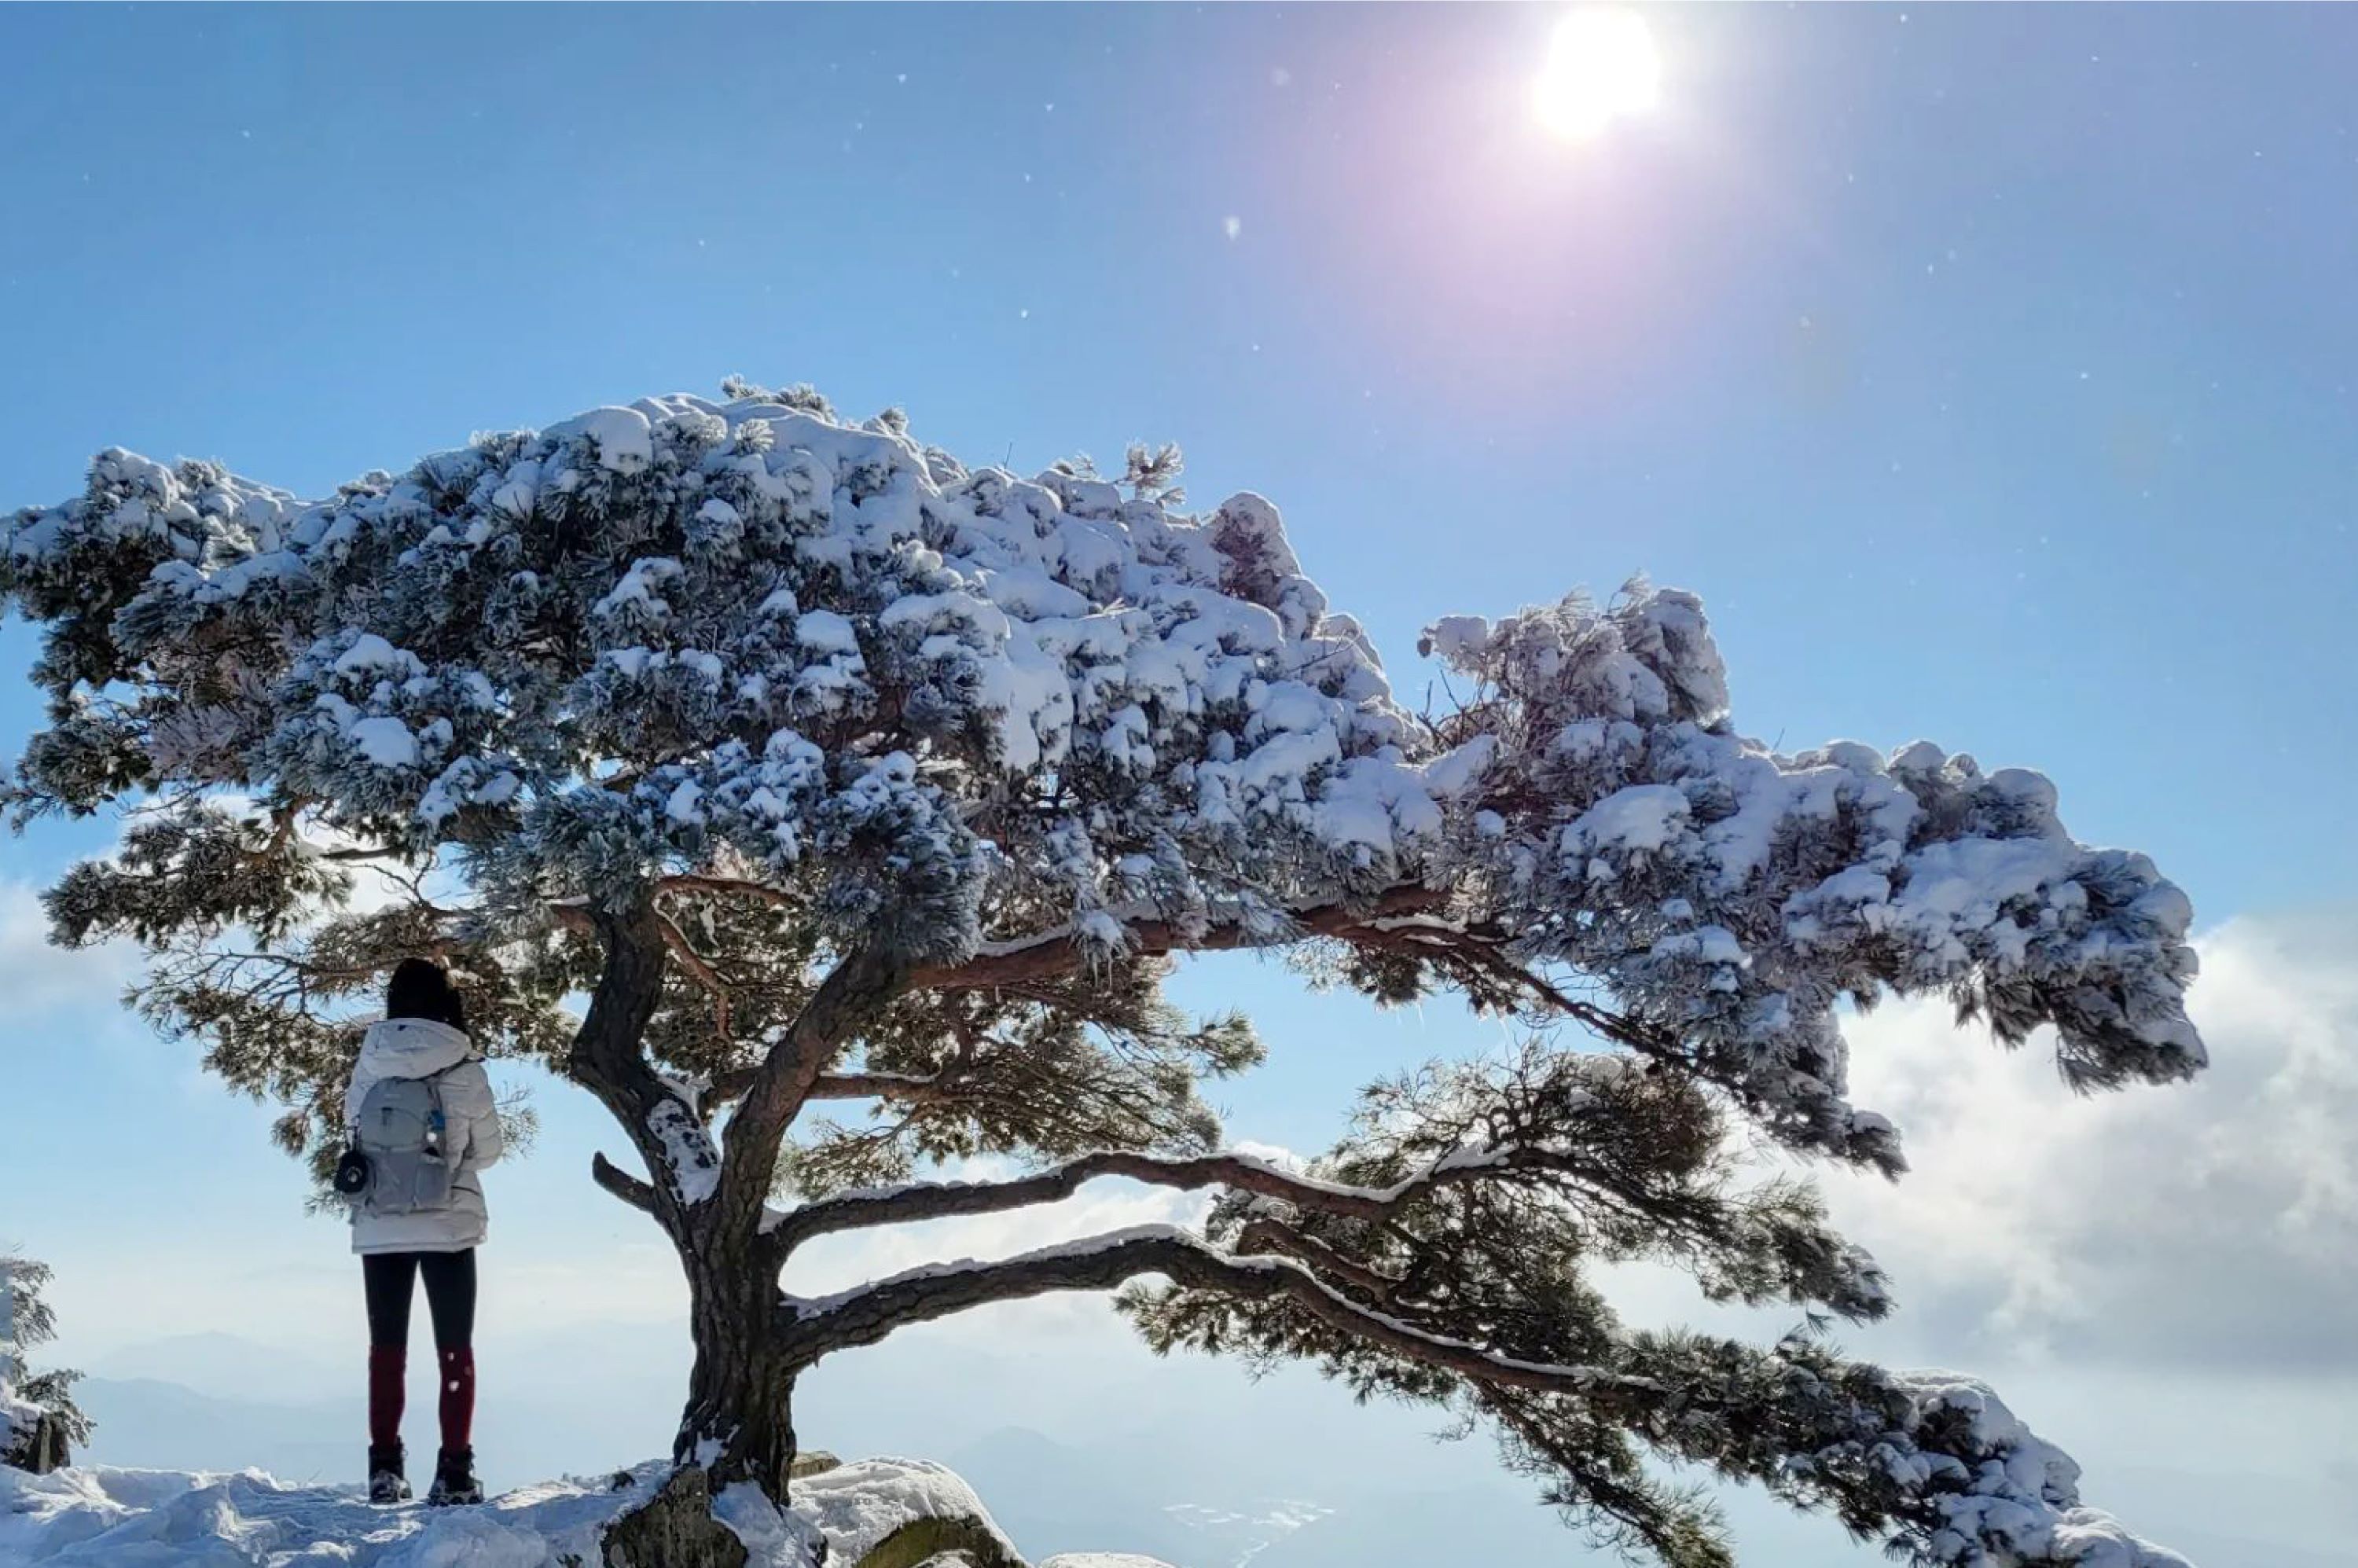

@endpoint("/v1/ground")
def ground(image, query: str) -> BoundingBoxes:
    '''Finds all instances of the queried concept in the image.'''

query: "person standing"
[341,958,502,1505]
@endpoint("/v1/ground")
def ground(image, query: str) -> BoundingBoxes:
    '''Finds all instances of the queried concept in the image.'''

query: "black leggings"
[362,1250,477,1351]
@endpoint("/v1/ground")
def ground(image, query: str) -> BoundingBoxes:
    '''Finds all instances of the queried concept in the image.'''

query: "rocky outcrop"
[599,1451,1026,1568]
[601,1465,748,1568]
[790,1456,1022,1568]
[847,1515,1021,1568]
[0,1406,70,1476]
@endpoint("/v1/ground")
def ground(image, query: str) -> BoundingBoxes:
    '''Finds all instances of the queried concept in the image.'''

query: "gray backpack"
[351,1070,456,1216]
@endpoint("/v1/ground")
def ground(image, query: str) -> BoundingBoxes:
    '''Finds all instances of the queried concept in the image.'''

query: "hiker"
[340,958,502,1507]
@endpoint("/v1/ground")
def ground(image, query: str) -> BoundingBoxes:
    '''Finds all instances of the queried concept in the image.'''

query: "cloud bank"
[1822,910,2358,1372]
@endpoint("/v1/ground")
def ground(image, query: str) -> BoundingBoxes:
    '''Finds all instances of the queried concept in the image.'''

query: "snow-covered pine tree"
[1,386,2204,1567]
[0,1253,92,1473]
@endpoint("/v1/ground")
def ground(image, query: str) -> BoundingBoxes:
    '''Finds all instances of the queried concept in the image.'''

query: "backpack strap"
[421,1063,464,1161]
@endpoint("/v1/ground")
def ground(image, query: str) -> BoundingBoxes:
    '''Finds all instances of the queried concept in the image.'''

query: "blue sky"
[3,6,2355,1566]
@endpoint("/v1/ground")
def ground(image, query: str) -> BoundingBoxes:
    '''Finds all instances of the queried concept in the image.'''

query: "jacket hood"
[357,1015,475,1080]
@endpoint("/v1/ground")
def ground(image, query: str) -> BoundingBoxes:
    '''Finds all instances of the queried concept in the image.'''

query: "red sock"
[437,1347,476,1452]
[368,1346,406,1451]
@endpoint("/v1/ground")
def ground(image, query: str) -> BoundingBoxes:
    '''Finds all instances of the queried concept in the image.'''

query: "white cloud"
[1818,911,2358,1371]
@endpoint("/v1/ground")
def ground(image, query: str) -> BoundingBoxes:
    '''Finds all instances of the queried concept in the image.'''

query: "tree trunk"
[569,907,803,1499]
[673,1235,799,1500]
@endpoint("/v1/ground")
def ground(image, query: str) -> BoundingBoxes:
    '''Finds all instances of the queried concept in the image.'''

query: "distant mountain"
[88,1331,344,1407]
[78,1327,691,1491]
[76,1372,666,1495]
[75,1377,353,1485]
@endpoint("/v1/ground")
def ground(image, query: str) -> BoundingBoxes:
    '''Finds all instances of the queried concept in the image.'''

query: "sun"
[1533,7,1662,141]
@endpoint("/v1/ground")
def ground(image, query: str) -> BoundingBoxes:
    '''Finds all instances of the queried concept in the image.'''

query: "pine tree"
[0,385,2204,1566]
[1,1252,93,1472]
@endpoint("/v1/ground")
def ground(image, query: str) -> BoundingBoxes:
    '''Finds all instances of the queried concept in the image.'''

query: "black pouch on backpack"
[333,1145,373,1197]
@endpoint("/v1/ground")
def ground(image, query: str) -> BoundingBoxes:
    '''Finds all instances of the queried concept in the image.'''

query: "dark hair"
[386,957,468,1033]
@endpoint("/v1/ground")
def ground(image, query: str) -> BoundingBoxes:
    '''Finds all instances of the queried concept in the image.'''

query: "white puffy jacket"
[343,1017,503,1255]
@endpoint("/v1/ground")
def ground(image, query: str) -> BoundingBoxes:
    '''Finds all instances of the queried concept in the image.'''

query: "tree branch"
[704,1066,946,1109]
[655,909,732,1039]
[703,1065,756,1106]
[766,1143,1523,1252]
[909,886,1452,991]
[564,904,690,1222]
[658,873,794,909]
[783,1225,1657,1405]
[909,884,1663,1084]
[591,1151,657,1214]
[805,1070,951,1102]
[1235,1215,1406,1305]
[715,946,910,1235]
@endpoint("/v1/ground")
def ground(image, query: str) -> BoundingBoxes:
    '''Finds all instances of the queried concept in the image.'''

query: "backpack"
[350,1069,457,1216]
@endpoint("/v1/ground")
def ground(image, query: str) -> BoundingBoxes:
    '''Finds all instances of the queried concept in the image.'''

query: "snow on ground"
[1,1462,676,1568]
[0,1455,1173,1568]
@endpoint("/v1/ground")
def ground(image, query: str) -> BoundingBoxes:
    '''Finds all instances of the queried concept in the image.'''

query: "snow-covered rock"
[788,1456,1019,1566]
[0,1387,68,1476]
[0,1454,1173,1568]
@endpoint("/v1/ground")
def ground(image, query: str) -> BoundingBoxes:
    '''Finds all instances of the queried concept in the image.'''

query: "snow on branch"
[2,388,2203,1175]
[763,1140,1528,1250]
[783,1224,1653,1403]
[906,886,1453,991]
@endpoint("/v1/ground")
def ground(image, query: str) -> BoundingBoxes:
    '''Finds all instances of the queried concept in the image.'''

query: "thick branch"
[703,1066,946,1109]
[766,1144,1520,1252]
[804,1070,950,1102]
[784,1225,1656,1405]
[908,887,1673,1086]
[909,885,1451,991]
[313,843,407,863]
[703,1065,756,1106]
[715,946,910,1232]
[564,904,688,1221]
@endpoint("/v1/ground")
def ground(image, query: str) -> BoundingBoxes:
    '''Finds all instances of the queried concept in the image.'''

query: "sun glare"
[1533,8,1662,141]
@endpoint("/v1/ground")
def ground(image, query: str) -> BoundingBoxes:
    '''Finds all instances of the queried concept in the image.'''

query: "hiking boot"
[367,1443,411,1504]
[427,1446,483,1506]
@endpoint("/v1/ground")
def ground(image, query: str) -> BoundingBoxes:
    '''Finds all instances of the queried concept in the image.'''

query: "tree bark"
[674,1232,799,1498]
[566,904,803,1499]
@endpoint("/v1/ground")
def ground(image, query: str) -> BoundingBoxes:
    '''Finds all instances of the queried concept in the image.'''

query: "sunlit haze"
[1534,7,1662,140]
